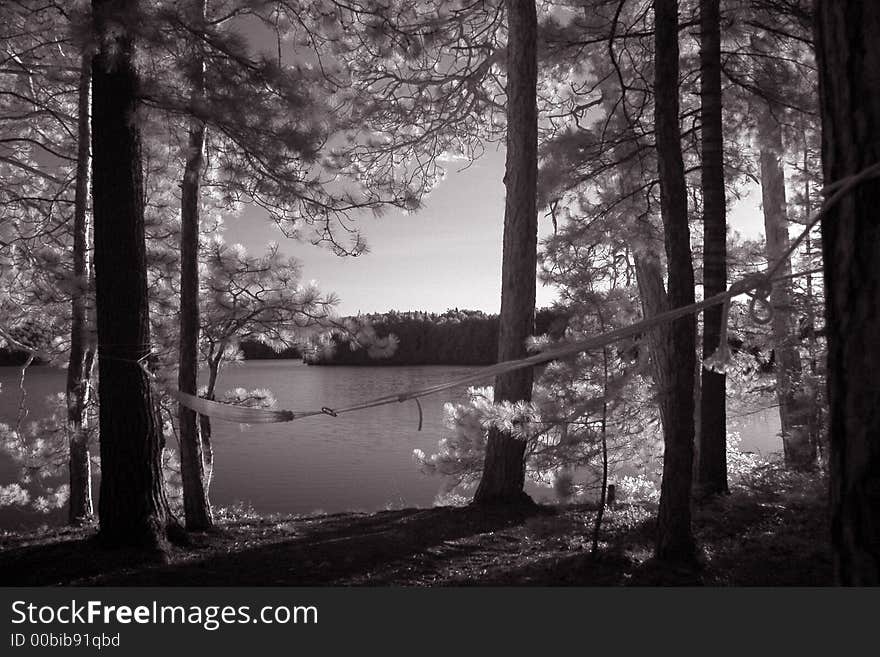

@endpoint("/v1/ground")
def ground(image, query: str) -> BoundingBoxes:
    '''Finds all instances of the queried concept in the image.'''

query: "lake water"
[0,361,783,530]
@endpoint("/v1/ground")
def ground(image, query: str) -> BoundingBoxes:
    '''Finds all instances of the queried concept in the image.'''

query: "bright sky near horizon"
[222,149,768,317]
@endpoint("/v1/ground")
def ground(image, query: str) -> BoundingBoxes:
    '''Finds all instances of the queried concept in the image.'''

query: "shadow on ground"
[2,505,556,586]
[0,484,831,586]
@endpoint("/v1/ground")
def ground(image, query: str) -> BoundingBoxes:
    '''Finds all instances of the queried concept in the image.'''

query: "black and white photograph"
[1,0,878,619]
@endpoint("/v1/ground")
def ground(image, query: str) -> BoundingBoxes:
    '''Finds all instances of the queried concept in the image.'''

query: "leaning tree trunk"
[473,0,538,506]
[653,0,697,563]
[197,351,223,489]
[814,0,880,585]
[697,0,728,498]
[177,0,213,531]
[635,253,675,433]
[67,51,96,524]
[757,107,814,471]
[92,0,173,548]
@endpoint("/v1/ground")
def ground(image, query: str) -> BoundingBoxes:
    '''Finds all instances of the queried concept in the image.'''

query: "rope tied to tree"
[702,160,880,373]
[704,272,773,373]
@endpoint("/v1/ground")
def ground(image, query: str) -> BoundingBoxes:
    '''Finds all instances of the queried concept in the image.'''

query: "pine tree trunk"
[473,0,537,506]
[177,0,213,531]
[757,107,813,471]
[653,0,697,563]
[67,51,95,524]
[697,0,728,498]
[814,0,880,585]
[92,0,173,548]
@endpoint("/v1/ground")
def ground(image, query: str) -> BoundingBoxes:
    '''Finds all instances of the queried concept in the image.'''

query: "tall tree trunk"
[800,139,824,464]
[177,0,213,531]
[757,108,814,470]
[801,139,819,377]
[67,51,96,525]
[697,0,728,498]
[473,0,538,506]
[653,0,697,562]
[92,0,173,548]
[814,0,880,585]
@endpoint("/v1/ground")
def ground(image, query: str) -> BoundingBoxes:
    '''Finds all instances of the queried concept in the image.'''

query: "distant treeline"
[238,342,302,360]
[307,308,568,366]
[0,308,566,368]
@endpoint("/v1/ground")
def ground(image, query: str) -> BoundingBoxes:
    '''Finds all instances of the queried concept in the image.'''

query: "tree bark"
[653,0,697,563]
[67,51,96,524]
[814,0,880,585]
[177,0,213,531]
[473,0,538,506]
[757,107,813,470]
[635,254,672,421]
[697,0,728,498]
[92,0,173,548]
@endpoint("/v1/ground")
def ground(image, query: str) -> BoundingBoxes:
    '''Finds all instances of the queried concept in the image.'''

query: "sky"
[222,146,768,317]
[222,148,552,316]
[222,14,769,318]
[221,15,566,316]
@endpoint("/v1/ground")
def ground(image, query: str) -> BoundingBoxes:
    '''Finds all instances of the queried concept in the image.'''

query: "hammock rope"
[178,160,880,425]
[4,162,879,428]
[173,264,824,425]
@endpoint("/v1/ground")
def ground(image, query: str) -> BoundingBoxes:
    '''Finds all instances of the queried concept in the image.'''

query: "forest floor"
[0,465,830,586]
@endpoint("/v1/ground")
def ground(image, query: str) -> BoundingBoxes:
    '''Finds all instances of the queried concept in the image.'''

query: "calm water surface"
[0,361,783,529]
